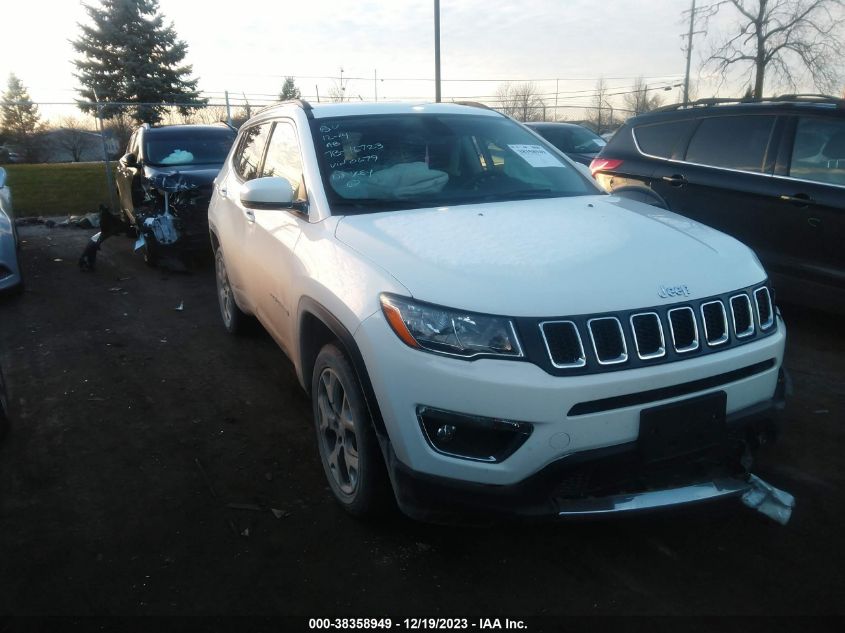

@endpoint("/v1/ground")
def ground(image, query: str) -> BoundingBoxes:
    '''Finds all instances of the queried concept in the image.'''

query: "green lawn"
[3,162,118,217]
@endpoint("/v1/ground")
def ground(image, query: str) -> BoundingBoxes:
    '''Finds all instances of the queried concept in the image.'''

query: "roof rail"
[252,98,314,119]
[654,93,844,112]
[141,122,152,129]
[451,100,492,110]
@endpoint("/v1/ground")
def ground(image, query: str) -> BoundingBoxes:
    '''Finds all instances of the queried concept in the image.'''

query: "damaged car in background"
[0,167,23,293]
[80,123,237,270]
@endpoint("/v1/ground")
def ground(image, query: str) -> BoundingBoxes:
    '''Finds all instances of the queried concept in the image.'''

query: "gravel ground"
[0,225,843,620]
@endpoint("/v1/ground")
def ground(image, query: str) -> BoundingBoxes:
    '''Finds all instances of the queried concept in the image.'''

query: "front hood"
[143,164,220,191]
[335,195,767,317]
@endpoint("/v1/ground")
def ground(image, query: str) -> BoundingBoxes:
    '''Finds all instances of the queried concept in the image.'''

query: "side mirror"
[0,167,6,189]
[240,176,294,209]
[121,152,138,167]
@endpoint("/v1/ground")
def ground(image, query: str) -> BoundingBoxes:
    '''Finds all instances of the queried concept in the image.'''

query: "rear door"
[214,121,273,308]
[117,131,142,217]
[649,114,784,262]
[769,114,845,290]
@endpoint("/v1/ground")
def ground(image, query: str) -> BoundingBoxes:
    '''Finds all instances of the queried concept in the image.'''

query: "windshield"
[311,113,598,213]
[144,129,236,166]
[532,125,606,154]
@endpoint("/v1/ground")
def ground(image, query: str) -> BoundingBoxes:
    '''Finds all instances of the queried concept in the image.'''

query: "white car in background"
[209,101,786,522]
[0,167,22,293]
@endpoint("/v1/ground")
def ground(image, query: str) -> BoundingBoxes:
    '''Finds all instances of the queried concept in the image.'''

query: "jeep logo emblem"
[658,284,690,298]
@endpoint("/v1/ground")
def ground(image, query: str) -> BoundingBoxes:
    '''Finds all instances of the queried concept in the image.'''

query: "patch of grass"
[3,162,118,217]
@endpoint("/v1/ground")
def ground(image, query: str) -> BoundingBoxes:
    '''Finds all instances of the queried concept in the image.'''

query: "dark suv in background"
[116,123,237,266]
[527,122,607,165]
[590,96,845,313]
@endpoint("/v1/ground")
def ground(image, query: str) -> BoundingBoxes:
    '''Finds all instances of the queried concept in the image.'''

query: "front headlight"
[380,294,523,359]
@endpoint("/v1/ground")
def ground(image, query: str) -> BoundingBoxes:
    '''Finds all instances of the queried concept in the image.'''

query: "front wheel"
[214,247,249,334]
[312,344,390,517]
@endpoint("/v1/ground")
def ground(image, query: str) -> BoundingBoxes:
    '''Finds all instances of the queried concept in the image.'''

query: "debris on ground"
[741,474,796,525]
[270,509,290,519]
[194,457,218,499]
[79,206,131,271]
[226,503,263,512]
[174,301,184,311]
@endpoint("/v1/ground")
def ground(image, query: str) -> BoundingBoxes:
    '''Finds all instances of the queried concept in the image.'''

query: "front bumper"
[384,387,785,522]
[354,310,787,521]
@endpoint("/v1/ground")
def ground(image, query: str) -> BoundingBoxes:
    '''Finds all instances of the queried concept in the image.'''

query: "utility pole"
[92,88,118,214]
[224,90,232,125]
[683,0,696,104]
[554,78,559,121]
[434,0,441,102]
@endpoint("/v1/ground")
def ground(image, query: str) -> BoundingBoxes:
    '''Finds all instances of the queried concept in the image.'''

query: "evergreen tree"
[72,0,205,125]
[279,77,302,101]
[1,74,43,161]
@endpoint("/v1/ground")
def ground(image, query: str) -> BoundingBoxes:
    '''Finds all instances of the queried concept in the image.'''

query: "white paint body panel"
[209,101,786,489]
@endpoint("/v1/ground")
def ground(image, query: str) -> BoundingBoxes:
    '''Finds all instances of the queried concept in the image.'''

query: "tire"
[214,247,249,334]
[312,343,389,517]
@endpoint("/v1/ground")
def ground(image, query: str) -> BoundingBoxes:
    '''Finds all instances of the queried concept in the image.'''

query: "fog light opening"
[416,406,532,463]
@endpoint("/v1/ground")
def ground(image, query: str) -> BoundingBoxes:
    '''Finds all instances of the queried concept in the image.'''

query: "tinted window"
[633,119,696,158]
[685,115,775,172]
[261,121,304,198]
[144,129,236,166]
[533,125,605,154]
[312,113,597,213]
[234,123,272,181]
[789,116,845,186]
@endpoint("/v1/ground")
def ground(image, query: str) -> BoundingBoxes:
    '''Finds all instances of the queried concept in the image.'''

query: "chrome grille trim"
[587,317,628,365]
[539,320,586,369]
[730,293,755,338]
[754,287,774,330]
[629,312,666,360]
[667,306,699,353]
[700,300,729,346]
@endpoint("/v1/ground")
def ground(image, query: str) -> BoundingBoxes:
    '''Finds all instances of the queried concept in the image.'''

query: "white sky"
[0,0,835,122]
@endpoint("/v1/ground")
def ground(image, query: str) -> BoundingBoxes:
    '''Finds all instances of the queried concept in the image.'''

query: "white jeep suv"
[209,101,786,521]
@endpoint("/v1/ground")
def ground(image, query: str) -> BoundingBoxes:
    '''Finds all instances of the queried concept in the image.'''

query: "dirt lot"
[1,225,844,620]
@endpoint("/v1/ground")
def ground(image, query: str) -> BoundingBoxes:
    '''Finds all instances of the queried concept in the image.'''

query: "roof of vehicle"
[526,122,594,130]
[629,94,844,125]
[142,123,237,136]
[254,100,504,120]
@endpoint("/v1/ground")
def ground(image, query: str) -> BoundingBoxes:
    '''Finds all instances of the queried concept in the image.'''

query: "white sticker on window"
[507,144,564,168]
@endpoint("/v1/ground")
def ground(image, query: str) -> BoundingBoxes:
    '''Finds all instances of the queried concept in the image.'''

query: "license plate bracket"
[638,391,728,464]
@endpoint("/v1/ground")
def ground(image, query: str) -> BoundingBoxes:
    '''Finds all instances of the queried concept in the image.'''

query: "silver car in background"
[0,167,22,293]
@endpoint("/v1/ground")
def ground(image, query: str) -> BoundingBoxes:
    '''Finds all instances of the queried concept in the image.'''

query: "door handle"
[661,174,687,186]
[807,216,822,228]
[244,209,255,222]
[780,193,816,206]
[219,185,228,199]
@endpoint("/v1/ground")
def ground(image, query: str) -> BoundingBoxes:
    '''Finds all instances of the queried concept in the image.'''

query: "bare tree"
[702,0,845,97]
[56,116,94,162]
[494,82,546,121]
[623,77,665,115]
[587,78,613,134]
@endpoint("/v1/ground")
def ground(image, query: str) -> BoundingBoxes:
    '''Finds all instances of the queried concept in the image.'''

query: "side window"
[789,117,845,186]
[685,115,775,172]
[233,122,272,181]
[633,119,696,158]
[261,121,304,198]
